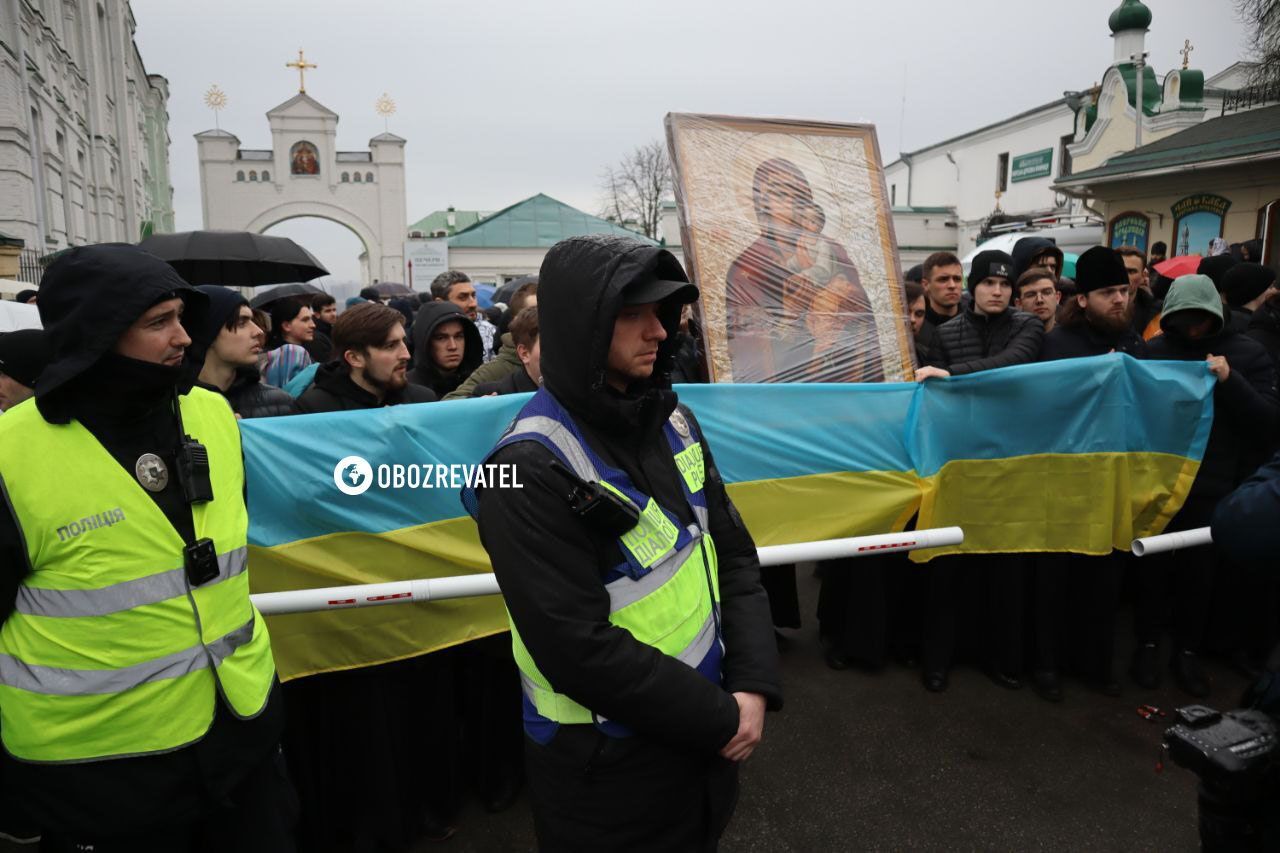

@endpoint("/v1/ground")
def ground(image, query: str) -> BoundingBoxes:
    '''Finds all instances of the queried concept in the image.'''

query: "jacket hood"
[1197,254,1238,291]
[1160,274,1224,336]
[410,301,482,383]
[537,235,691,431]
[35,243,207,412]
[1010,237,1063,281]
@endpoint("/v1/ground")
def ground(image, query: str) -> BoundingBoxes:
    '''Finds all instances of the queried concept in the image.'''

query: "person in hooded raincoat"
[0,244,293,851]
[410,302,484,397]
[465,235,782,851]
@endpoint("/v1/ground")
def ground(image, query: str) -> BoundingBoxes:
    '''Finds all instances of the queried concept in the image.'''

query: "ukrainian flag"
[241,354,1212,680]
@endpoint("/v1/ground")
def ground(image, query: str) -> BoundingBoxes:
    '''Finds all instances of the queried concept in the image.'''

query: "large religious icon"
[290,141,320,176]
[665,114,913,384]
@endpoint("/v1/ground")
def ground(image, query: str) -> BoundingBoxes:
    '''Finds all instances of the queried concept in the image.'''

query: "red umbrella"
[1154,254,1202,279]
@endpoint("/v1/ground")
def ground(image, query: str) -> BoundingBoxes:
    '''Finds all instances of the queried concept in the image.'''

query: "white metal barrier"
[250,526,965,616]
[1131,526,1213,557]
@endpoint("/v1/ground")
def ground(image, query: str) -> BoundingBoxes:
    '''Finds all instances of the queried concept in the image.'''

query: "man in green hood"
[1136,274,1279,696]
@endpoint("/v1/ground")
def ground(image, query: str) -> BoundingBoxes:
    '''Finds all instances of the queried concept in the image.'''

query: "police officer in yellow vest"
[0,245,292,851]
[464,235,783,851]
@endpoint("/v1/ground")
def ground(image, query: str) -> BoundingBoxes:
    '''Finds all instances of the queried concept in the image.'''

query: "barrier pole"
[251,526,966,616]
[1131,526,1213,557]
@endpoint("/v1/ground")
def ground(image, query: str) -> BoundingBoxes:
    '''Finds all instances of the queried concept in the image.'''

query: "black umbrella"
[493,275,537,306]
[138,230,329,286]
[249,283,325,309]
[373,282,413,297]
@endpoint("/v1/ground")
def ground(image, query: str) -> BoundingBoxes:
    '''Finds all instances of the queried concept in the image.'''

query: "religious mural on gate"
[290,141,320,176]
[665,114,913,383]
[1171,193,1231,257]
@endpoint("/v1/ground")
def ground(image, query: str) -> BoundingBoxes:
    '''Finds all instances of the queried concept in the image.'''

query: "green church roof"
[1109,0,1151,33]
[447,193,656,249]
[408,208,488,237]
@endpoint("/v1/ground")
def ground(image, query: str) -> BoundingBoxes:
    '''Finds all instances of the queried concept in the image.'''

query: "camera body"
[1164,703,1279,850]
[1164,704,1277,787]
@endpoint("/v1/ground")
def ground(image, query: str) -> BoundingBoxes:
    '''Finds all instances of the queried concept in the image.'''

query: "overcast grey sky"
[131,0,1248,282]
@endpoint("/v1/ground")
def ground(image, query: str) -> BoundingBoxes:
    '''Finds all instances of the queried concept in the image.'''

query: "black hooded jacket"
[472,366,538,396]
[0,245,283,837]
[1010,236,1064,281]
[409,302,483,397]
[475,235,782,755]
[1146,326,1280,498]
[297,360,437,412]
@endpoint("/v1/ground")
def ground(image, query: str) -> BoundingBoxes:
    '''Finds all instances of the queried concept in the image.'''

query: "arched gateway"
[195,92,406,284]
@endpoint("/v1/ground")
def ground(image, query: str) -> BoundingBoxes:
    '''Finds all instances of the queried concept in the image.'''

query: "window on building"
[249,171,258,182]
[890,184,897,206]
[996,152,1009,193]
[353,172,362,183]
[1059,134,1074,178]
[261,170,270,182]
[340,172,349,182]
[236,171,245,181]
[365,172,374,183]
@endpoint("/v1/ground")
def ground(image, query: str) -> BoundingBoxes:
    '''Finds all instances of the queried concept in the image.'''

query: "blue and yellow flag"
[241,354,1213,680]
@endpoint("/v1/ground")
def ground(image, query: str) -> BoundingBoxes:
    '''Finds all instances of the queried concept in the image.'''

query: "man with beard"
[194,286,296,419]
[410,301,483,398]
[0,244,289,850]
[1137,274,1279,696]
[1040,247,1146,360]
[1027,247,1143,701]
[463,234,781,850]
[297,302,435,413]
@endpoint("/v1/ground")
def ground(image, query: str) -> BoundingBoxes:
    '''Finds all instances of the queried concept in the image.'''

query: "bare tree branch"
[1235,0,1280,86]
[598,140,673,239]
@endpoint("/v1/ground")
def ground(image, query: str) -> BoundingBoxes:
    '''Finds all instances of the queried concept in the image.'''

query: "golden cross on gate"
[286,49,316,94]
[1180,39,1194,70]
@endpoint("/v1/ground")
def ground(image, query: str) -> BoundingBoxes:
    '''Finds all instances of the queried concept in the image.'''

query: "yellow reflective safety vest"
[0,389,276,763]
[463,388,721,735]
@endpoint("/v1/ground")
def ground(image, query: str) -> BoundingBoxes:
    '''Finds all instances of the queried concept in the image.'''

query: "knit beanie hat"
[1222,263,1276,308]
[1197,254,1238,291]
[967,251,1014,289]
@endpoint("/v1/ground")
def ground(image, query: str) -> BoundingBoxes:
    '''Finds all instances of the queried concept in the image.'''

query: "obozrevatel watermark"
[333,456,523,496]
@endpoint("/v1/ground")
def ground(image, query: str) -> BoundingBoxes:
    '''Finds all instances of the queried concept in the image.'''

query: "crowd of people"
[0,233,1277,850]
[842,237,1280,704]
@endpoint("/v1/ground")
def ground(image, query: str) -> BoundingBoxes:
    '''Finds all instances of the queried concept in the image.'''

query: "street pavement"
[0,565,1236,852]
[441,564,1238,852]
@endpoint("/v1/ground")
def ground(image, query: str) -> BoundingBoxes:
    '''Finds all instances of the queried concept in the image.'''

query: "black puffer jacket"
[212,367,297,418]
[1145,329,1279,498]
[409,302,483,397]
[928,305,1044,374]
[476,234,782,755]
